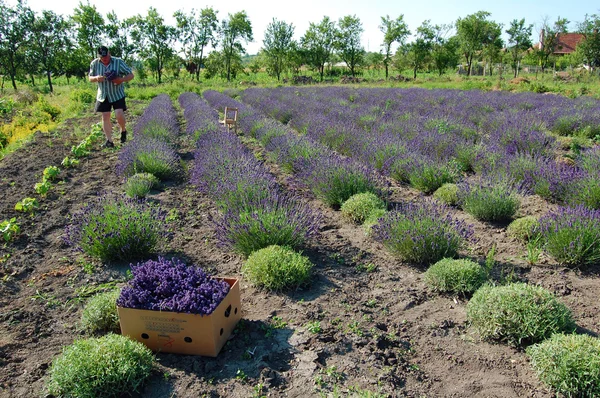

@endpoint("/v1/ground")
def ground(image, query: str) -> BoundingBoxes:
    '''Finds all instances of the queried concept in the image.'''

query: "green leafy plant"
[527,333,600,398]
[433,183,459,206]
[14,197,38,214]
[61,156,80,168]
[242,245,314,291]
[71,143,90,158]
[424,258,488,295]
[305,320,322,334]
[340,192,386,224]
[507,216,540,242]
[362,208,387,236]
[79,290,121,335]
[46,334,154,398]
[124,172,160,198]
[467,283,575,346]
[1,218,20,242]
[43,165,61,181]
[34,180,51,196]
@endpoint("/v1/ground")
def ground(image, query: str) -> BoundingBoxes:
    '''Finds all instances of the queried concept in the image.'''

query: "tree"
[456,11,497,76]
[578,14,600,71]
[430,25,460,76]
[301,16,337,81]
[71,1,105,59]
[29,10,71,92]
[263,18,295,81]
[132,7,176,84]
[364,51,385,76]
[506,19,533,77]
[379,15,410,79]
[335,15,364,77]
[0,0,34,90]
[174,7,218,81]
[220,11,253,82]
[106,13,137,63]
[537,17,570,72]
[481,21,503,76]
[404,20,435,79]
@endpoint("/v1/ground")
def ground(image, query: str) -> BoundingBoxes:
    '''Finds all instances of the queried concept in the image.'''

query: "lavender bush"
[214,193,321,257]
[117,137,181,180]
[372,200,473,264]
[133,94,179,143]
[538,205,600,267]
[117,257,230,314]
[458,180,520,222]
[64,193,169,262]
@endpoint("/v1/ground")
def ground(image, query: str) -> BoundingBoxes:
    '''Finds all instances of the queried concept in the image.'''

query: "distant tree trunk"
[46,71,53,93]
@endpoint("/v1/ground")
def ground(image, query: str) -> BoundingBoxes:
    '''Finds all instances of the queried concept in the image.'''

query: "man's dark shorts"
[95,97,127,113]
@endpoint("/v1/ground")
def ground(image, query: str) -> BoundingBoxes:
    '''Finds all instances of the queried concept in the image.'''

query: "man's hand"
[112,77,124,85]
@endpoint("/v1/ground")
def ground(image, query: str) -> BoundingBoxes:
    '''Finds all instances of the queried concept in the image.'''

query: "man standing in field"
[89,46,134,148]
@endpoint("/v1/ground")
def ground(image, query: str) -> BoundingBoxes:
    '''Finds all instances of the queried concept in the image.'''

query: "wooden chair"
[220,107,238,133]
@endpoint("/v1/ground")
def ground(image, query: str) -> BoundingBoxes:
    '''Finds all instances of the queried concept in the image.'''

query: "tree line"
[1,0,599,92]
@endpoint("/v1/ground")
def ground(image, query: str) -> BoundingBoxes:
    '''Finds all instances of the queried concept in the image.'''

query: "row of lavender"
[240,87,600,210]
[178,92,320,258]
[201,90,479,266]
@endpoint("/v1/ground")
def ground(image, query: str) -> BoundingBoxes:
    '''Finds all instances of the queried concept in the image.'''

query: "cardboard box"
[117,277,241,357]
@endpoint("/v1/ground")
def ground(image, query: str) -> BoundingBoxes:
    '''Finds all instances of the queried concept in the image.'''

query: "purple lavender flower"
[117,257,230,314]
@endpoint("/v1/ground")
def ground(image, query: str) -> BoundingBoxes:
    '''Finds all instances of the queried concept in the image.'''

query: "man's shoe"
[103,140,115,148]
[120,131,127,144]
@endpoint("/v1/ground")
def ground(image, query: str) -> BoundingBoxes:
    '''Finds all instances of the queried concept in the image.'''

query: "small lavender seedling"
[527,333,600,397]
[467,283,575,346]
[424,258,488,295]
[242,245,313,291]
[340,192,386,224]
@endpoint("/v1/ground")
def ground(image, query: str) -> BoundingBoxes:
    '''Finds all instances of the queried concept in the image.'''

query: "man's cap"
[97,46,109,57]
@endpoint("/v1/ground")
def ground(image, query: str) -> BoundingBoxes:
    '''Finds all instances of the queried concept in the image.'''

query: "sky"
[18,0,600,55]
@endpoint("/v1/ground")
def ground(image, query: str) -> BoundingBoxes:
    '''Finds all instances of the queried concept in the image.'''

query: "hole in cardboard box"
[234,307,238,314]
[184,337,192,343]
[224,304,232,317]
[220,328,224,336]
[141,333,149,339]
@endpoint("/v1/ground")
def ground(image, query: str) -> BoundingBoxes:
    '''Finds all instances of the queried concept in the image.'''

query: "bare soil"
[1,101,599,398]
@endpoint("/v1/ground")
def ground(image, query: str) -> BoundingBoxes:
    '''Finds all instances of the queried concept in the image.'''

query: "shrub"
[215,193,320,257]
[424,258,488,295]
[433,183,459,206]
[507,216,540,242]
[459,181,520,222]
[538,205,600,267]
[69,89,95,104]
[527,333,600,398]
[467,283,575,346]
[117,257,230,314]
[568,175,600,210]
[64,193,169,262]
[124,172,160,198]
[34,180,51,196]
[340,192,387,224]
[408,161,456,194]
[372,200,473,264]
[242,245,314,291]
[80,290,120,334]
[116,137,180,180]
[46,334,154,398]
[303,156,386,208]
[363,208,387,236]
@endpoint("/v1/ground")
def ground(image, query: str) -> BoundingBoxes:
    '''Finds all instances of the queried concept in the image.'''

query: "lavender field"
[1,86,600,398]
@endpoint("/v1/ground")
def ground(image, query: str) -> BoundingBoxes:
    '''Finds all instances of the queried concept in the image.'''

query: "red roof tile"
[554,33,584,54]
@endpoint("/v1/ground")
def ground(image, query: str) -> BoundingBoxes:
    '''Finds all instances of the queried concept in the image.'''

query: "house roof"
[554,33,584,54]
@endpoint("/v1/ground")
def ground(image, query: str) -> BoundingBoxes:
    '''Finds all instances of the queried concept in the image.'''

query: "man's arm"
[111,72,134,85]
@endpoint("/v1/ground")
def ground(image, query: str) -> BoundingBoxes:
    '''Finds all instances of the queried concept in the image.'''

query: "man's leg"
[102,111,113,142]
[114,108,127,143]
[115,108,126,133]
